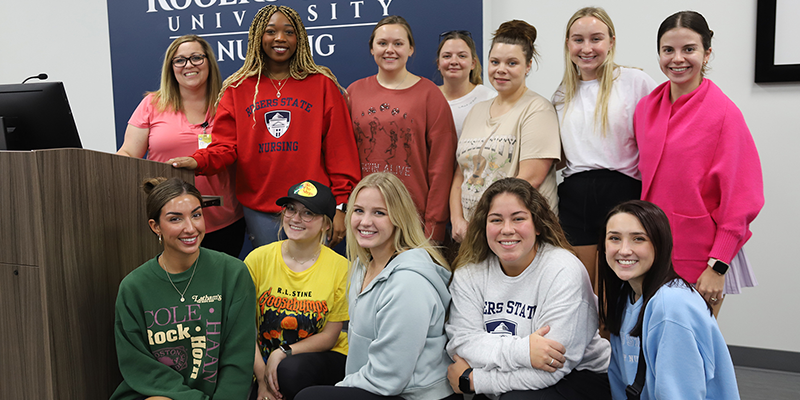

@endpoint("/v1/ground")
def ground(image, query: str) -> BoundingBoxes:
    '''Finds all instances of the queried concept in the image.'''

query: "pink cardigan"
[634,79,764,282]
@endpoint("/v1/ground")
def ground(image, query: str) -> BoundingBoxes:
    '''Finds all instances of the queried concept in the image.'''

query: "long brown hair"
[454,178,572,270]
[597,200,706,338]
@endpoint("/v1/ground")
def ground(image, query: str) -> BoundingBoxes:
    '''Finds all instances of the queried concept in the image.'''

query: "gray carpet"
[736,366,800,399]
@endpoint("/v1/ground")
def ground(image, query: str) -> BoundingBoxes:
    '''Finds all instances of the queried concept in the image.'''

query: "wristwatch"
[459,367,474,394]
[336,203,347,212]
[279,343,292,357]
[708,258,729,275]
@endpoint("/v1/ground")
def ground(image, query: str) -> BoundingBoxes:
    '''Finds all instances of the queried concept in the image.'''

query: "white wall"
[486,0,800,353]
[0,0,116,152]
[2,0,798,353]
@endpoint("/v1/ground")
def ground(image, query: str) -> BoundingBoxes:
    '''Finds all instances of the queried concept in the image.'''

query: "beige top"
[457,89,560,220]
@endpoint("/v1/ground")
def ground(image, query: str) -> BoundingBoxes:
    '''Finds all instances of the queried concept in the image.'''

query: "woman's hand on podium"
[168,157,197,170]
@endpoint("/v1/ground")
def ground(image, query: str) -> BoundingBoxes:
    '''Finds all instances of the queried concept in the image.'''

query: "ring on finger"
[710,297,718,302]
[548,358,555,366]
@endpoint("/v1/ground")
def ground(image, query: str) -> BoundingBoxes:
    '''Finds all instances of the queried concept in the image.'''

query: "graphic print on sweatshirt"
[457,134,519,219]
[246,95,316,154]
[265,111,290,138]
[486,320,517,336]
[353,102,415,178]
[483,299,537,337]
[256,286,330,359]
[146,295,224,382]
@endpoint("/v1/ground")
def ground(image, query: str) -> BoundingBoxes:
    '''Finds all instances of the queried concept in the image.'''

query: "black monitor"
[0,82,82,150]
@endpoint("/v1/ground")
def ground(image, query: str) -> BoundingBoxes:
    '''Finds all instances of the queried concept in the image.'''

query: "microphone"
[22,73,48,84]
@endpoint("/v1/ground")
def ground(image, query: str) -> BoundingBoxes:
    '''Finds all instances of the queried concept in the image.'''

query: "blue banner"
[107,0,483,147]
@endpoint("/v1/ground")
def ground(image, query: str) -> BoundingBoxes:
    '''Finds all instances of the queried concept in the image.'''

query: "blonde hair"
[454,178,573,271]
[555,7,619,137]
[277,205,333,245]
[436,31,483,85]
[345,173,449,270]
[218,5,345,122]
[150,35,222,119]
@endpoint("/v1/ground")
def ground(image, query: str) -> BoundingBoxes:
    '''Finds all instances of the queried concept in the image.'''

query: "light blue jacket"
[609,281,740,399]
[337,248,453,400]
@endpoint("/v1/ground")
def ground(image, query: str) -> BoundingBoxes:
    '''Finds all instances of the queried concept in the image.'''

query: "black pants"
[473,369,611,400]
[296,386,463,400]
[201,217,246,258]
[251,351,346,400]
[558,169,641,246]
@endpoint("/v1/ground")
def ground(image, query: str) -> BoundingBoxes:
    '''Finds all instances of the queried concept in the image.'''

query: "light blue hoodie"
[337,248,454,400]
[609,280,740,399]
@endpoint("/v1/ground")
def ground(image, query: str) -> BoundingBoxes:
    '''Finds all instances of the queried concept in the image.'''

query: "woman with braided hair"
[169,5,361,249]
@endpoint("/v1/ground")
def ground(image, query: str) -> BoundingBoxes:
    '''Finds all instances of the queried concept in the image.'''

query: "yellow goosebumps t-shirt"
[245,241,349,360]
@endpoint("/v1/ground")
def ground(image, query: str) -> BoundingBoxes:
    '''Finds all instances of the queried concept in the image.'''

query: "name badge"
[198,134,211,149]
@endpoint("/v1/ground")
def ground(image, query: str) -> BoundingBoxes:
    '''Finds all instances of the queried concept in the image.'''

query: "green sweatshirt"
[111,248,255,400]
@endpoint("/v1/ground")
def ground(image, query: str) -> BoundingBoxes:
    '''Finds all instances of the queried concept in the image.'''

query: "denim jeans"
[242,206,285,249]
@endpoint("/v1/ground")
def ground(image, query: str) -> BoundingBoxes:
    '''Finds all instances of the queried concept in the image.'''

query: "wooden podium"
[0,149,194,399]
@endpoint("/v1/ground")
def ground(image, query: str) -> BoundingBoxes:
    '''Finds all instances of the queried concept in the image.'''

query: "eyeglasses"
[172,54,207,68]
[439,30,473,40]
[283,204,319,223]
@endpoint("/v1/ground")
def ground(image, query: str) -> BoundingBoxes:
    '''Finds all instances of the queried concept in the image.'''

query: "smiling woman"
[111,177,255,400]
[260,11,298,71]
[115,35,245,258]
[347,15,457,244]
[295,173,456,400]
[168,5,361,250]
[449,20,560,246]
[447,178,610,399]
[244,180,349,400]
[635,10,764,317]
[436,30,496,139]
[551,7,657,290]
[598,200,740,399]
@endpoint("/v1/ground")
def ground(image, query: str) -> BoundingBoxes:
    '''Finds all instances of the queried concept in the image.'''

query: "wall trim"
[729,345,800,373]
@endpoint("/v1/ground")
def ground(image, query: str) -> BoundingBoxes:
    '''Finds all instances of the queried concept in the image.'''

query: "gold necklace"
[378,71,408,90]
[160,254,199,302]
[283,242,321,266]
[267,71,290,98]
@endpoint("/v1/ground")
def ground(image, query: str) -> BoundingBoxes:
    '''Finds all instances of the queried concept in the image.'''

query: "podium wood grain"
[0,149,193,399]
